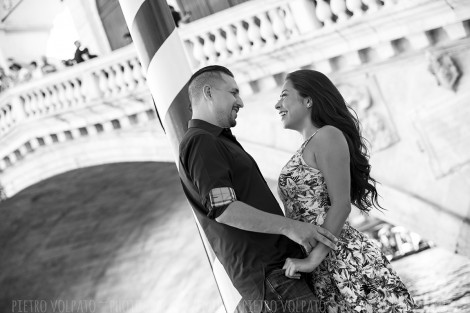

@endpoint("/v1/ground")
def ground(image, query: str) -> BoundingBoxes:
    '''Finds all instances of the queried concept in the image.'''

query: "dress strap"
[300,128,321,152]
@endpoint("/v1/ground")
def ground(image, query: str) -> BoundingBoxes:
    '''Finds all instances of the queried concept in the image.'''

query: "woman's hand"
[283,245,330,279]
[283,257,319,279]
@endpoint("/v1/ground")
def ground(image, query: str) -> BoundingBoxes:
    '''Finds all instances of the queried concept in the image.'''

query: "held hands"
[285,220,337,253]
[282,258,314,279]
[283,246,328,279]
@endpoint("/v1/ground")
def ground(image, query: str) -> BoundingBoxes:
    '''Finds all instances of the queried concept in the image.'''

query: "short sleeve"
[181,134,236,219]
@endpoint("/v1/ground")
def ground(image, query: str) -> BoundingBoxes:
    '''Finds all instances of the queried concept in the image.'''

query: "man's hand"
[284,220,337,252]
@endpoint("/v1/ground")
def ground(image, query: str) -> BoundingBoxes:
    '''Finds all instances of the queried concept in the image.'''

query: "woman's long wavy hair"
[286,70,382,212]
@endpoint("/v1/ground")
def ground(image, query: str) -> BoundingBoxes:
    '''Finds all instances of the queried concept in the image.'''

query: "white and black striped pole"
[118,1,241,312]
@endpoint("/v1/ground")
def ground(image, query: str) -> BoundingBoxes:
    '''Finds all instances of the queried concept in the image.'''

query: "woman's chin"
[281,121,292,129]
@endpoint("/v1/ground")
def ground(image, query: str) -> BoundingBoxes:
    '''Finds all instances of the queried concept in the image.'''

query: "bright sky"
[46,7,78,62]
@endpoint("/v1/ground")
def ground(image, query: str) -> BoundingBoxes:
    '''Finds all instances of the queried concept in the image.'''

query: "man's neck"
[192,114,222,128]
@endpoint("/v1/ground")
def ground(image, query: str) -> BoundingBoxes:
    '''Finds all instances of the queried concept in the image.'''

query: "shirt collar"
[188,119,231,136]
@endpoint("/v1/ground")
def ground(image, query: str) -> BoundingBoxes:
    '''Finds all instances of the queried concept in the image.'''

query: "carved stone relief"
[425,50,461,91]
[337,76,399,153]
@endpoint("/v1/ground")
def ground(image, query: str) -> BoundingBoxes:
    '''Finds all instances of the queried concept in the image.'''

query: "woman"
[275,70,415,312]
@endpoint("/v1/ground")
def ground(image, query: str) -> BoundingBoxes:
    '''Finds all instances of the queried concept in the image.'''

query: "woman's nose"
[275,99,281,110]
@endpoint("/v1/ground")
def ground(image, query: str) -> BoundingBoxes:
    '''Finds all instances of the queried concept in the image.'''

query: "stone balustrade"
[0,45,147,138]
[178,0,428,69]
[1,0,469,188]
[179,0,470,89]
[179,0,303,68]
[0,44,154,178]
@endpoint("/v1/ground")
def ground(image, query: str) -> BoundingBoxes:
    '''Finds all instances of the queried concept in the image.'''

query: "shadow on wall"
[0,162,222,313]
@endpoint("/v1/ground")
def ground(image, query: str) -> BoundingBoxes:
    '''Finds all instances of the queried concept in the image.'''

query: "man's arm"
[216,201,337,250]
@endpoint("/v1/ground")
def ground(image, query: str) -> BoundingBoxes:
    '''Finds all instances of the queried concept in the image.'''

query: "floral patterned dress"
[278,132,415,313]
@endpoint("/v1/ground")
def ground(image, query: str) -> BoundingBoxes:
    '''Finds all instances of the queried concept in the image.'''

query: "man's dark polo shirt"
[178,119,304,304]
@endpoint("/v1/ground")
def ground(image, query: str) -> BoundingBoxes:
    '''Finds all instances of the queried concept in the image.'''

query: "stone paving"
[0,162,222,313]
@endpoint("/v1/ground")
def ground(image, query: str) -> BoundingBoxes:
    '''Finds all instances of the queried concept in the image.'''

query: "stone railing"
[179,0,303,67]
[178,0,418,68]
[179,0,470,87]
[0,45,148,138]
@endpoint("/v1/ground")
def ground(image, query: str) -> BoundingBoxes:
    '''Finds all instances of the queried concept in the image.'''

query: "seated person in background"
[7,58,22,83]
[61,59,76,67]
[169,5,191,27]
[40,56,57,74]
[73,40,97,64]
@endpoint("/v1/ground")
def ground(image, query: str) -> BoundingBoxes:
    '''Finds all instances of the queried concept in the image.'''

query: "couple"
[178,65,415,313]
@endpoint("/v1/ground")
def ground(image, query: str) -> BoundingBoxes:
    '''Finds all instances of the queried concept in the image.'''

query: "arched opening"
[96,0,130,51]
[0,162,222,312]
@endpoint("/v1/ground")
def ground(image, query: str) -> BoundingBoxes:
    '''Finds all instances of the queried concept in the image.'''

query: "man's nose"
[237,97,244,108]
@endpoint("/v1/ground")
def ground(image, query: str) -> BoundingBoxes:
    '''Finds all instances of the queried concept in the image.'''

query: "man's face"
[210,74,244,128]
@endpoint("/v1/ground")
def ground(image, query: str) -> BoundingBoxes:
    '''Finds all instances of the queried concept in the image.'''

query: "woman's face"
[275,80,310,131]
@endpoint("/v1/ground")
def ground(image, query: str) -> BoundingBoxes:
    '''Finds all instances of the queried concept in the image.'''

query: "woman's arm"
[284,126,351,277]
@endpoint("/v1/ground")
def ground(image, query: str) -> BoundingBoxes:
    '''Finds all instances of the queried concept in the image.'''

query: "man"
[179,65,338,313]
[73,41,97,64]
[169,5,191,27]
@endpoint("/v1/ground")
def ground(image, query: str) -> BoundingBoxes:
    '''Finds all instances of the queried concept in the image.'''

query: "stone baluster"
[267,8,286,43]
[0,106,9,133]
[57,83,68,110]
[57,83,70,110]
[213,28,229,61]
[43,87,53,112]
[0,108,6,134]
[22,94,32,117]
[202,32,218,63]
[331,0,349,22]
[11,96,25,123]
[49,86,60,111]
[106,67,119,97]
[258,11,275,47]
[98,69,110,97]
[64,81,75,107]
[73,78,84,105]
[282,5,299,37]
[112,64,125,95]
[235,21,251,55]
[346,0,365,17]
[316,0,334,26]
[34,90,46,114]
[130,58,146,90]
[247,16,263,50]
[29,92,39,116]
[190,37,206,66]
[364,0,381,13]
[287,0,321,34]
[257,11,274,47]
[224,25,241,57]
[122,59,137,91]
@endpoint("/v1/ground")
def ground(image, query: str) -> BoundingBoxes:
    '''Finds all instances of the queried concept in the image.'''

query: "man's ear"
[203,85,212,100]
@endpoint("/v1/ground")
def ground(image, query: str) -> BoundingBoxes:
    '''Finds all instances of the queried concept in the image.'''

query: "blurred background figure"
[40,56,57,75]
[73,40,97,64]
[169,5,191,27]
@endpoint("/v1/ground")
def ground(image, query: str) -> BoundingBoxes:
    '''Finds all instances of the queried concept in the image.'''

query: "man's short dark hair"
[188,65,234,104]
